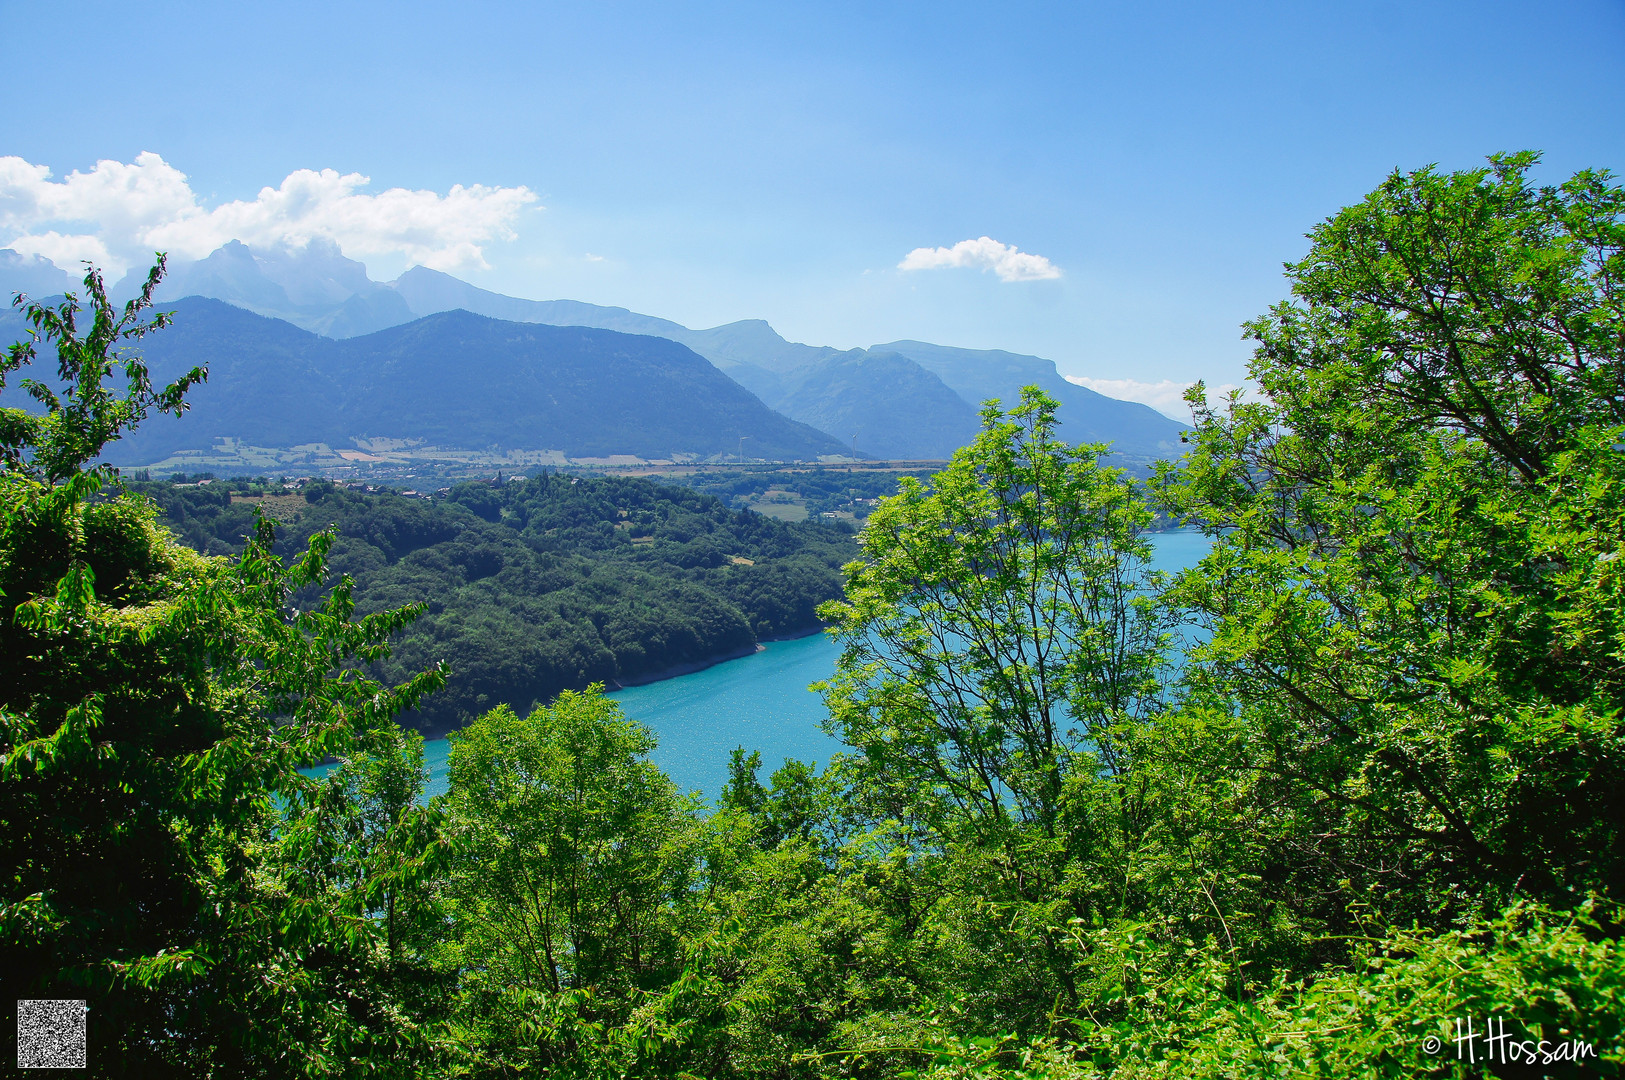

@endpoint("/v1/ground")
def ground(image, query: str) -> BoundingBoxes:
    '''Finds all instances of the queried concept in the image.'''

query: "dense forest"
[134,472,858,735]
[4,154,1623,1078]
[664,466,936,518]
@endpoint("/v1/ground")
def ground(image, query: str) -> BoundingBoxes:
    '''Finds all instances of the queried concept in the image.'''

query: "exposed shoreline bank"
[606,623,825,690]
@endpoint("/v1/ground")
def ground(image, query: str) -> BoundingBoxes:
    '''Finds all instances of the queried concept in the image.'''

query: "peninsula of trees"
[139,472,858,735]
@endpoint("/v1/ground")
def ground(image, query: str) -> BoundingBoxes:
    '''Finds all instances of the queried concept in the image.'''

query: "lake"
[312,529,1213,804]
[386,628,841,804]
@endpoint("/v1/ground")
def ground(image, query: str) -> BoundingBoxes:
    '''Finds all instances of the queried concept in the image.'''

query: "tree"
[269,724,454,1075]
[2,257,204,486]
[1,261,447,1074]
[817,387,1175,1012]
[719,747,837,850]
[1157,152,1625,937]
[439,686,697,1073]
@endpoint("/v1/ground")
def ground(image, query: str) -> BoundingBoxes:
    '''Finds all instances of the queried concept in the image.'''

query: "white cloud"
[1065,375,1245,421]
[7,231,116,274]
[0,152,538,278]
[898,236,1061,282]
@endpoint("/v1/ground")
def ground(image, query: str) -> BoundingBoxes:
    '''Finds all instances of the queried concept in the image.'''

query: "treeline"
[668,467,938,518]
[134,472,858,734]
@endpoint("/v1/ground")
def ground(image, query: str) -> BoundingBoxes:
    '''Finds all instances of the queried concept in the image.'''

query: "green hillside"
[139,472,857,735]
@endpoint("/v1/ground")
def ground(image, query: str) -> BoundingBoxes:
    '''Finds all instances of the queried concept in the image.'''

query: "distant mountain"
[872,341,1185,458]
[747,351,983,461]
[379,271,1181,457]
[391,266,689,338]
[327,310,848,461]
[20,244,1190,461]
[314,267,1068,458]
[676,318,849,373]
[121,240,416,338]
[0,249,75,300]
[110,299,852,466]
[103,300,350,463]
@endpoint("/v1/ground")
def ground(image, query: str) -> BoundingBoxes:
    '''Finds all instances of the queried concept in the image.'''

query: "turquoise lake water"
[312,529,1214,805]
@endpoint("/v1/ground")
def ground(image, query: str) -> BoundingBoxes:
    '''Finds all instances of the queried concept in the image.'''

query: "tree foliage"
[821,389,1171,829]
[1,262,448,1074]
[1156,153,1625,938]
[817,388,1175,1015]
[1,257,204,485]
[436,687,698,1074]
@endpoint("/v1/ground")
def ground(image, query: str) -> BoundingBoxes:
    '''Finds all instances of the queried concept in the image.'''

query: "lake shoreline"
[397,624,832,743]
[608,622,826,690]
[308,533,1207,795]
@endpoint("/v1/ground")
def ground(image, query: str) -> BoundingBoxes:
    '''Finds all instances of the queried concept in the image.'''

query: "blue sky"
[2,0,1621,410]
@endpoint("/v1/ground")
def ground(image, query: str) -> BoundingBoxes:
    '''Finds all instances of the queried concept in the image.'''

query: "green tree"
[2,257,203,485]
[1,261,448,1075]
[1156,152,1625,941]
[818,387,1175,1014]
[268,725,455,1075]
[720,748,839,851]
[439,686,698,1073]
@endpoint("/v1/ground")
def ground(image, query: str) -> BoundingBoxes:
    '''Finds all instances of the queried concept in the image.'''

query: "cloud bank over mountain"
[898,236,1061,282]
[1065,375,1247,421]
[0,153,536,279]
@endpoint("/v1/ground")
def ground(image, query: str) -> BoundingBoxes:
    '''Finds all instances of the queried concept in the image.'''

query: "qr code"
[17,1000,86,1069]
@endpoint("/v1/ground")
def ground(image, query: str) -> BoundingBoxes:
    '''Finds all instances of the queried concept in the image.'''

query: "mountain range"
[1,242,1187,464]
[86,299,851,466]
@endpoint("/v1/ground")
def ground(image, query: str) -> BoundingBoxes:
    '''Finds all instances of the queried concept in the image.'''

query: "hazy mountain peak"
[392,265,458,288]
[871,338,1186,456]
[0,248,79,299]
[253,237,375,306]
[389,265,691,338]
[152,241,296,313]
[713,317,774,332]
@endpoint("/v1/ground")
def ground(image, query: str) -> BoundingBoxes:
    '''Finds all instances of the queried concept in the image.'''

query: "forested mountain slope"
[108,299,851,464]
[140,472,857,735]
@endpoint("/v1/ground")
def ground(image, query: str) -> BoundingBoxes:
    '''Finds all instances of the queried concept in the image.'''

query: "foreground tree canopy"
[2,153,1622,1077]
[1163,151,1625,924]
[1,265,448,1071]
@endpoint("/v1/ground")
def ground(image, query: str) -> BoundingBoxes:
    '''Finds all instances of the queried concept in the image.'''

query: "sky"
[2,0,1622,415]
